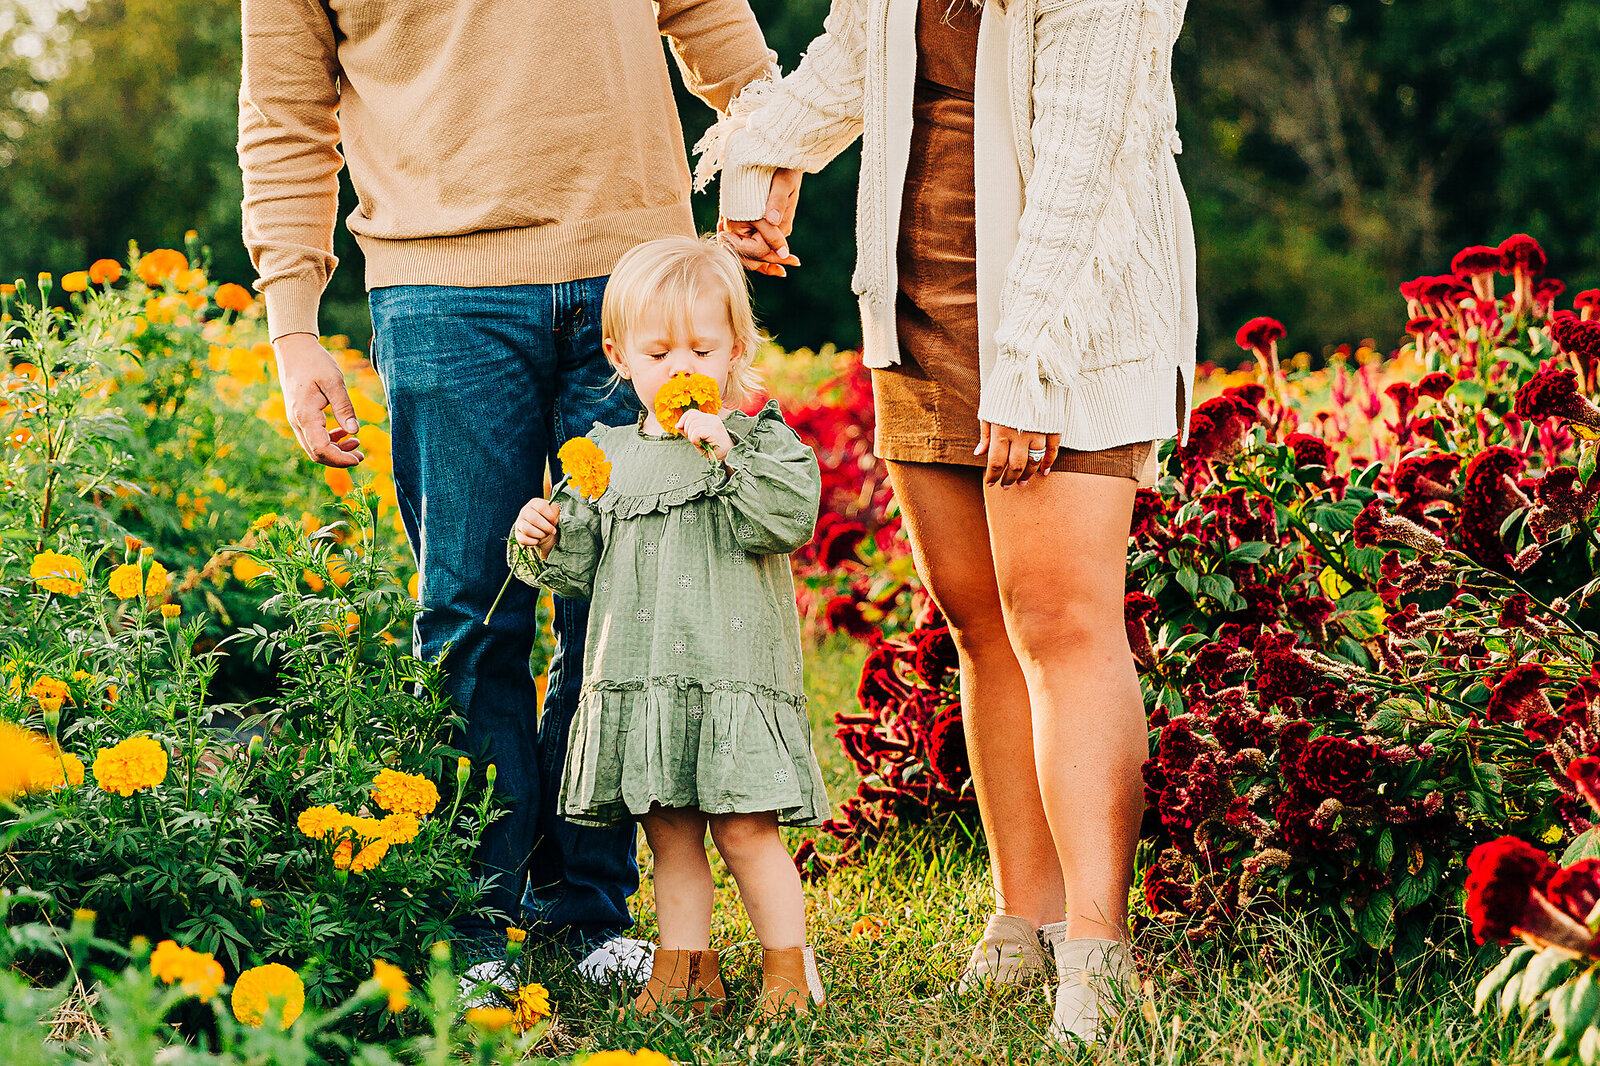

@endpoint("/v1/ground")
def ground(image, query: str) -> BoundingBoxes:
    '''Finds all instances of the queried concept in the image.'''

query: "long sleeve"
[977,0,1167,433]
[657,0,781,114]
[238,0,343,341]
[506,485,604,600]
[711,405,822,555]
[703,0,871,220]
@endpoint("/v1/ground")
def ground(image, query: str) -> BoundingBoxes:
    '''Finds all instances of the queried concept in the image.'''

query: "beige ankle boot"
[755,946,826,1017]
[957,913,1052,993]
[1041,928,1136,1045]
[630,948,727,1017]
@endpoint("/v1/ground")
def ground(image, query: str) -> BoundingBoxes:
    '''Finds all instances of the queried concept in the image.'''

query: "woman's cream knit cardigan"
[701,0,1196,446]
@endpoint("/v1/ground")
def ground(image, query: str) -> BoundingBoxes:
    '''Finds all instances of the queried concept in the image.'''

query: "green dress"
[508,400,830,828]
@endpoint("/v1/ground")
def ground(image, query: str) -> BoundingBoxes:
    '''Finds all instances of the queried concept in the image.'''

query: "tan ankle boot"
[630,948,727,1017]
[957,913,1052,993]
[755,946,826,1017]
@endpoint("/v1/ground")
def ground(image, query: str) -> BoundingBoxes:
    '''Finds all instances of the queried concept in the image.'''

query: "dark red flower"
[1529,467,1600,539]
[1537,278,1567,311]
[1143,866,1189,917]
[1499,234,1547,277]
[1459,447,1530,568]
[855,641,909,714]
[1235,316,1286,353]
[1576,290,1600,317]
[1193,638,1249,688]
[1485,664,1552,725]
[1352,499,1447,554]
[1285,595,1336,642]
[1293,736,1373,798]
[925,708,968,792]
[1183,395,1258,462]
[1211,705,1278,754]
[1415,371,1453,400]
[1392,453,1459,507]
[1548,860,1600,925]
[1386,381,1419,422]
[1131,489,1168,540]
[1570,757,1600,813]
[1513,366,1600,430]
[1125,592,1161,670]
[1551,316,1600,370]
[826,594,880,640]
[817,518,869,568]
[1157,718,1207,771]
[1452,245,1505,279]
[1287,432,1335,472]
[910,625,959,688]
[1253,634,1325,711]
[1224,383,1268,408]
[1463,837,1560,945]
[1274,797,1337,855]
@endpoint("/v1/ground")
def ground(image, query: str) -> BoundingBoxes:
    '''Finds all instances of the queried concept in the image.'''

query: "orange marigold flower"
[379,811,420,845]
[850,915,885,940]
[349,839,389,873]
[108,563,143,600]
[30,551,85,596]
[557,437,613,500]
[372,768,440,817]
[150,939,225,1000]
[92,736,168,796]
[214,283,253,313]
[332,839,354,870]
[0,722,58,801]
[145,560,170,599]
[231,963,304,1029]
[296,805,344,839]
[136,249,189,287]
[28,675,68,715]
[653,370,722,434]
[60,271,89,294]
[464,1006,516,1032]
[29,749,84,791]
[88,259,123,285]
[325,466,354,497]
[512,983,551,1032]
[372,959,410,1011]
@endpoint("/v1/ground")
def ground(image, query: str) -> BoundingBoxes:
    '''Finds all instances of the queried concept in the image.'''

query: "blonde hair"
[602,235,763,409]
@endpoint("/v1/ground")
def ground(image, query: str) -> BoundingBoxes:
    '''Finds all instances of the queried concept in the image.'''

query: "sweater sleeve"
[697,0,871,220]
[710,405,822,556]
[506,484,604,601]
[657,0,781,115]
[237,0,344,342]
[977,0,1167,433]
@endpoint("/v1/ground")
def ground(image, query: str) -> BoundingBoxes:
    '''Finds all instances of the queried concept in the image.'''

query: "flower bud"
[247,734,264,760]
[43,704,59,738]
[485,763,497,789]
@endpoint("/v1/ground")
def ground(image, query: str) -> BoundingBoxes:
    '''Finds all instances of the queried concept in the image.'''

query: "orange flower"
[850,915,886,940]
[136,249,189,287]
[88,259,123,285]
[653,370,722,434]
[325,466,354,497]
[556,437,612,500]
[60,271,90,294]
[215,283,253,313]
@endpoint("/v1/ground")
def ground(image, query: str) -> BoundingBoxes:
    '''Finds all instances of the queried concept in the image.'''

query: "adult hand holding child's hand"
[676,410,733,462]
[514,497,562,558]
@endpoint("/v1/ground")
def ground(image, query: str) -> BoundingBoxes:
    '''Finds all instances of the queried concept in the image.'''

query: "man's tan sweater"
[239,0,777,341]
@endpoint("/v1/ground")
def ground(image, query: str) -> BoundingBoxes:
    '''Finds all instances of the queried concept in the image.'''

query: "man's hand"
[513,497,561,558]
[719,167,803,277]
[274,333,364,468]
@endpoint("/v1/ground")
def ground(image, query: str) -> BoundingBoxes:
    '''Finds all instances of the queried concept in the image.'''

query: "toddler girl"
[509,235,829,1018]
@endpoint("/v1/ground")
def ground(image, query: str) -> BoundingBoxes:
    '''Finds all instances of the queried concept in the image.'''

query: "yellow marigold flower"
[60,271,89,294]
[0,283,16,295]
[464,1006,515,1032]
[301,569,326,592]
[92,736,168,796]
[136,249,188,287]
[215,283,253,313]
[88,259,122,285]
[326,557,352,588]
[250,512,280,532]
[250,898,265,910]
[349,840,389,874]
[28,749,84,791]
[379,811,420,846]
[160,604,181,619]
[372,959,410,1012]
[296,805,344,840]
[108,563,142,600]
[145,561,170,599]
[408,571,421,600]
[557,437,613,501]
[29,676,69,715]
[232,555,268,583]
[150,939,225,1001]
[0,722,56,801]
[325,465,354,497]
[372,768,440,818]
[231,963,304,1029]
[332,839,354,870]
[30,551,86,597]
[653,370,722,434]
[505,927,527,945]
[512,983,550,1032]
[105,683,118,705]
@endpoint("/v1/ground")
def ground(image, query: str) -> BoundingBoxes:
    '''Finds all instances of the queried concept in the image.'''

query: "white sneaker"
[577,935,654,984]
[458,959,519,1010]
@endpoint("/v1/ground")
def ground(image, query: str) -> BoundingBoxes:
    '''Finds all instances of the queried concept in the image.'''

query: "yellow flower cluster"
[372,768,440,817]
[0,722,80,800]
[371,959,410,1012]
[557,437,613,500]
[653,370,722,434]
[512,982,551,1032]
[296,803,421,875]
[108,560,170,601]
[584,1051,672,1066]
[150,939,225,1000]
[231,963,304,1029]
[28,675,68,714]
[92,736,168,796]
[464,1006,515,1032]
[30,551,85,597]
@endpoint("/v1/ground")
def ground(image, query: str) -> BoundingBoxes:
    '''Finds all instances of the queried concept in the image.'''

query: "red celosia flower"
[1352,499,1446,554]
[1223,383,1267,407]
[1548,860,1600,925]
[1253,634,1324,711]
[1536,278,1567,314]
[1576,290,1600,319]
[1235,317,1286,353]
[1211,705,1278,754]
[1124,592,1160,670]
[1463,836,1565,946]
[1452,245,1505,279]
[1416,372,1454,399]
[1551,316,1600,373]
[1286,433,1335,472]
[1406,314,1439,336]
[1458,447,1530,568]
[925,708,968,792]
[825,595,879,640]
[1131,489,1168,540]
[1293,736,1373,798]
[1529,467,1600,539]
[817,518,869,569]
[910,625,958,687]
[1513,366,1600,431]
[1143,866,1189,917]
[1570,756,1600,813]
[1392,453,1459,504]
[855,642,908,714]
[1285,595,1336,643]
[1499,234,1547,276]
[1485,663,1552,725]
[1183,395,1257,463]
[1157,717,1207,771]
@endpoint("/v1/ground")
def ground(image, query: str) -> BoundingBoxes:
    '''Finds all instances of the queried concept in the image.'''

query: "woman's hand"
[718,168,804,277]
[678,410,733,461]
[976,421,1061,488]
[513,498,561,557]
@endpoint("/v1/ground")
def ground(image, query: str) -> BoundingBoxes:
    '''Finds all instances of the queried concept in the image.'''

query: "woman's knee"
[1002,587,1118,668]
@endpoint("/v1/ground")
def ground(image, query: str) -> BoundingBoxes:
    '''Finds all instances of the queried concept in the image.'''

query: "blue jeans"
[368,279,641,947]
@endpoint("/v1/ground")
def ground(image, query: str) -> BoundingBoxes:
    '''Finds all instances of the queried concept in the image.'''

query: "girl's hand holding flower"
[676,409,733,462]
[514,498,561,558]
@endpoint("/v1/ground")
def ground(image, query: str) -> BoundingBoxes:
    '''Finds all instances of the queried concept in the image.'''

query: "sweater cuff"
[719,132,777,221]
[261,274,324,341]
[975,358,1068,435]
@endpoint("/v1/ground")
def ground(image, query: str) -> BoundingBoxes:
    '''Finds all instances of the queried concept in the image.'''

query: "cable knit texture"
[706,0,1196,445]
[239,0,776,340]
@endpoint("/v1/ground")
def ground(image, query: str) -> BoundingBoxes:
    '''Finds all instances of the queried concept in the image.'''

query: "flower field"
[4,231,1600,1061]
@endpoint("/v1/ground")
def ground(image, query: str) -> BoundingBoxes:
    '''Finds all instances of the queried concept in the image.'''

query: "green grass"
[515,639,1544,1064]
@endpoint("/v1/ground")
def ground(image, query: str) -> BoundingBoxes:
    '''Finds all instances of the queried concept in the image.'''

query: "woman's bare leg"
[887,460,1066,927]
[639,807,714,949]
[984,471,1146,941]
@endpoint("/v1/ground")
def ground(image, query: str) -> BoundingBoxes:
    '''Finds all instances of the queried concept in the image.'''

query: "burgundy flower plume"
[1500,234,1547,316]
[1236,316,1286,390]
[1464,837,1592,950]
[1513,366,1600,433]
[1452,245,1503,303]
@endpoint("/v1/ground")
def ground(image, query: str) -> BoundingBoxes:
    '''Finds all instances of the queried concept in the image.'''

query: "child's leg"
[707,812,806,948]
[639,807,714,949]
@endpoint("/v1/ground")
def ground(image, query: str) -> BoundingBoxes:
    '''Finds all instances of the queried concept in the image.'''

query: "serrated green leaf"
[1477,947,1537,1015]
[1522,949,1578,1011]
[1355,890,1395,949]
